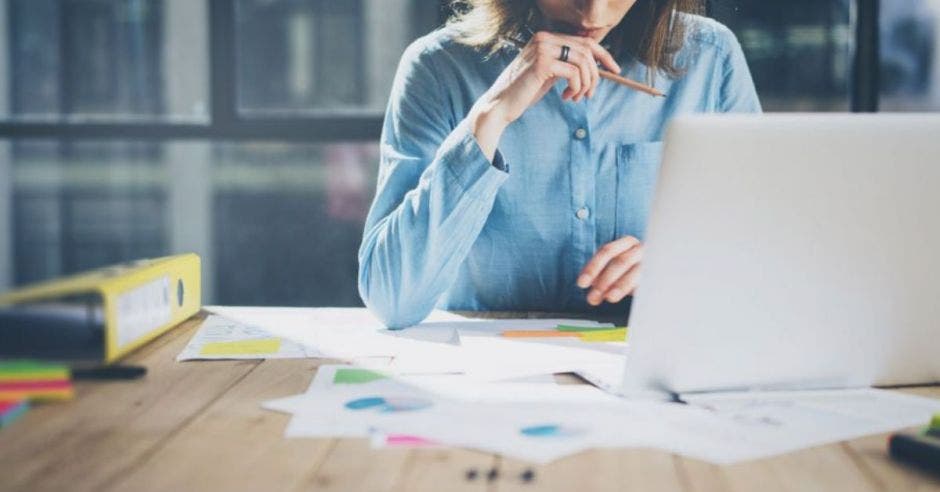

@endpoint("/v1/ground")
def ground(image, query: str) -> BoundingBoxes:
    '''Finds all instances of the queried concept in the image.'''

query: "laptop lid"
[623,114,940,394]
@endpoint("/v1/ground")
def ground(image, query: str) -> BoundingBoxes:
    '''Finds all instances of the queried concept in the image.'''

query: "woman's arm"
[357,42,510,329]
[358,34,618,328]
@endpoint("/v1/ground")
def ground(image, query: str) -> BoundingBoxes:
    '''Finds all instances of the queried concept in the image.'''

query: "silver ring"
[559,45,570,63]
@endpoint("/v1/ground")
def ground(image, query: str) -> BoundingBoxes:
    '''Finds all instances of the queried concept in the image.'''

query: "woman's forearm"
[468,99,510,162]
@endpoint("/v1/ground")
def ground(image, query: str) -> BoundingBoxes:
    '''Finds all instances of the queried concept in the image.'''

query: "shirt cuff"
[437,117,510,194]
[491,150,510,173]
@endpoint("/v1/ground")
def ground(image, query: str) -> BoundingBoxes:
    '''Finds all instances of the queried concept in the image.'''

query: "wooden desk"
[2,313,939,492]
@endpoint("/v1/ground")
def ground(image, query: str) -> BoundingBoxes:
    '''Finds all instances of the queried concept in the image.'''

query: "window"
[0,0,440,305]
[879,0,940,111]
[0,0,935,306]
[709,0,854,111]
[3,139,375,306]
[2,0,208,122]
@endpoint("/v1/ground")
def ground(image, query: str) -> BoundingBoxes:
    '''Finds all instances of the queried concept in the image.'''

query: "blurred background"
[0,0,937,306]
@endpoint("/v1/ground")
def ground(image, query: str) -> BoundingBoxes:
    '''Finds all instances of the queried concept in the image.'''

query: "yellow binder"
[0,254,201,363]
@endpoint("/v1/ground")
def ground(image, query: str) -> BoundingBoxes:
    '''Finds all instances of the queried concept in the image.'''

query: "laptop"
[622,114,940,394]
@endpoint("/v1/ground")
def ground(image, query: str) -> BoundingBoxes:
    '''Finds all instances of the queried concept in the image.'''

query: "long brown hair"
[448,0,705,79]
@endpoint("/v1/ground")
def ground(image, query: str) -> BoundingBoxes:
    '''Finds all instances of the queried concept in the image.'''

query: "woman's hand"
[577,236,643,306]
[468,31,621,161]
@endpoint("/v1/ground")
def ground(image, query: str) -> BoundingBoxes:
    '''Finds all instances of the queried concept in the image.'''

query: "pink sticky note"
[384,434,439,448]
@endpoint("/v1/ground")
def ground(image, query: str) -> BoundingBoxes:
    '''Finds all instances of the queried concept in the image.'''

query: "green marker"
[928,413,940,438]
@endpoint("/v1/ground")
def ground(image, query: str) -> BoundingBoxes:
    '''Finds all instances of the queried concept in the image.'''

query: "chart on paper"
[177,314,319,360]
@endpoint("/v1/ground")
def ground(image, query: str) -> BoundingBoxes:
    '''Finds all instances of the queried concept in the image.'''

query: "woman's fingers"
[588,245,643,297]
[602,265,641,304]
[562,45,596,100]
[552,33,622,74]
[548,60,581,100]
[538,41,594,100]
[570,44,599,99]
[532,32,606,100]
[585,248,642,306]
[578,236,640,288]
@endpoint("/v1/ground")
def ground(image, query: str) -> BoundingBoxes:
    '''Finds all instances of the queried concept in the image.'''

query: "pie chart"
[520,424,585,438]
[344,396,433,413]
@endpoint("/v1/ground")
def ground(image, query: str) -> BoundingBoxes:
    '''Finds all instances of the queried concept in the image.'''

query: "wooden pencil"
[503,36,666,97]
[599,70,666,97]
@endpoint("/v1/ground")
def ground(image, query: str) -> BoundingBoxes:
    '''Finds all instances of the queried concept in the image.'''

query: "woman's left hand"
[577,236,643,306]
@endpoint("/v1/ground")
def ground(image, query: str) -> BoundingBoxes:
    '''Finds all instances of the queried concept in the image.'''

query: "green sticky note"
[930,413,940,431]
[0,360,68,375]
[200,338,281,356]
[333,368,387,385]
[577,328,628,342]
[556,324,622,333]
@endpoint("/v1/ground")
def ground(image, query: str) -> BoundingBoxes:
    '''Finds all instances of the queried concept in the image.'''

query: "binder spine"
[102,254,201,362]
[113,276,173,351]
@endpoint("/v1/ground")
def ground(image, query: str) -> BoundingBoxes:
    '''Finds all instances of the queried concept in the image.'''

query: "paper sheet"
[263,365,940,464]
[264,371,649,462]
[268,379,766,463]
[263,364,756,463]
[185,309,626,380]
[177,314,319,360]
[202,306,467,362]
[680,387,940,460]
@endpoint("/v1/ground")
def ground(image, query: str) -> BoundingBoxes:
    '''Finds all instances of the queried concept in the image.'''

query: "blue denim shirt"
[359,15,762,328]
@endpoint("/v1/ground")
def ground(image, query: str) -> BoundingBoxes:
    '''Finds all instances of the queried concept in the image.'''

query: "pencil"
[503,36,666,98]
[599,70,666,97]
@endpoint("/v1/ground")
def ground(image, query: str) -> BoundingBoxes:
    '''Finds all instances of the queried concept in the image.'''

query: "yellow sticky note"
[200,338,282,356]
[577,328,628,343]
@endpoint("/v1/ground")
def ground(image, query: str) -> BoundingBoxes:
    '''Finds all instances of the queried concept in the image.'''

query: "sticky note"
[501,330,580,339]
[0,399,29,428]
[333,368,387,385]
[555,324,620,333]
[577,328,628,342]
[0,380,74,401]
[199,338,281,356]
[0,360,70,382]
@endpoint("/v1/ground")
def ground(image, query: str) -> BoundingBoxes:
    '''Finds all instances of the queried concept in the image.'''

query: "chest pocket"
[615,142,664,241]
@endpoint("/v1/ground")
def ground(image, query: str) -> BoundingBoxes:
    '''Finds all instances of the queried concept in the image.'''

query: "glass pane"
[235,0,442,115]
[879,0,940,111]
[1,139,378,306]
[0,0,208,122]
[709,0,854,111]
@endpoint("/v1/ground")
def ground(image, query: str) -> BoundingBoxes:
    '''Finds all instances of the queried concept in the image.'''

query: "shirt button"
[574,128,588,140]
[576,207,590,220]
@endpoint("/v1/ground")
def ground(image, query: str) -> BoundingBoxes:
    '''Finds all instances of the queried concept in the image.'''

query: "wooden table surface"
[2,312,939,492]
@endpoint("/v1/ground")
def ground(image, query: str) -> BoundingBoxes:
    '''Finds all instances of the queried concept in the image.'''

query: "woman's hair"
[447,0,706,79]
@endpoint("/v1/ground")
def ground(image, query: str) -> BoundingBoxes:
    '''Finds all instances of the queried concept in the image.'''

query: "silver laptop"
[622,114,940,394]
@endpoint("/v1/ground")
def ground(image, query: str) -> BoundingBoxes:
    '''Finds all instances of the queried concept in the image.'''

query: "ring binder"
[0,254,201,363]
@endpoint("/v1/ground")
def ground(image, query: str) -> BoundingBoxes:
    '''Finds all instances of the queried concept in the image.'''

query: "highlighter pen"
[888,431,940,474]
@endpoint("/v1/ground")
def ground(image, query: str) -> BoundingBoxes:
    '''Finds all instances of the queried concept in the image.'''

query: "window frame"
[0,0,880,143]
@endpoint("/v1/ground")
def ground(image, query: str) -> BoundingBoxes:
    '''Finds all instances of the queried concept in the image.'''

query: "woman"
[358,0,761,328]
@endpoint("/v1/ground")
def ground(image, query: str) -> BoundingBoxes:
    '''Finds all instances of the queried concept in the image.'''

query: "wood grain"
[1,316,259,492]
[1,312,938,492]
[104,358,332,492]
[498,449,685,492]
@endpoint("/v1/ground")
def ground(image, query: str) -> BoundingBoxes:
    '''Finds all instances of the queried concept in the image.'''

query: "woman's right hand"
[468,31,621,161]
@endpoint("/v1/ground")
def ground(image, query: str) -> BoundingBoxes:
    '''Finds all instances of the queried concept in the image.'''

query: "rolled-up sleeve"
[357,40,509,329]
